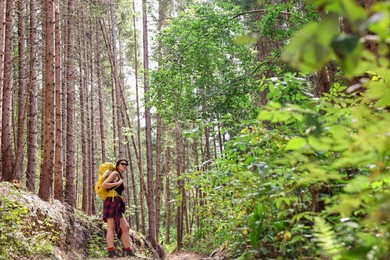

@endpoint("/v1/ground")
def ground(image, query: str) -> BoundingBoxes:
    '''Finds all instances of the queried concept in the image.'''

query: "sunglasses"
[120,162,129,166]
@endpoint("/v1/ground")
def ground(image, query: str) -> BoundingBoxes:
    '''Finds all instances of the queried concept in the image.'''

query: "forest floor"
[166,250,209,260]
[90,250,208,260]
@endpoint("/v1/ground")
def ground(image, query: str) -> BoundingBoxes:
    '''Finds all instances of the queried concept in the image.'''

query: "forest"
[0,0,389,259]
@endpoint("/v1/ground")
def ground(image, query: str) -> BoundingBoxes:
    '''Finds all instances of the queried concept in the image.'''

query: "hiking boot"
[123,248,136,257]
[108,250,116,258]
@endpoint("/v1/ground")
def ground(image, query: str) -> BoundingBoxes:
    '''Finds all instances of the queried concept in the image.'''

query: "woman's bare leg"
[106,218,115,248]
[120,217,131,248]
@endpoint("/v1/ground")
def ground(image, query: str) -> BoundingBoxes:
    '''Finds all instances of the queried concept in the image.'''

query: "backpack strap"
[108,171,123,202]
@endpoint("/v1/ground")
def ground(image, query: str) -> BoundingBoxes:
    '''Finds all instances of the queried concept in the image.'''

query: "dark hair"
[115,158,128,178]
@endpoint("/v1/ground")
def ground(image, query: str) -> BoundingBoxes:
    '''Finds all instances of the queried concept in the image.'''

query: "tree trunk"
[0,1,5,170]
[182,139,189,235]
[125,141,134,227]
[61,2,67,196]
[54,0,63,202]
[193,138,200,228]
[175,123,184,251]
[15,0,28,182]
[142,0,157,249]
[213,133,217,161]
[26,0,38,192]
[89,15,97,215]
[109,0,124,157]
[155,0,168,241]
[130,157,140,230]
[131,0,146,235]
[111,75,117,157]
[155,115,163,243]
[204,126,211,167]
[0,0,4,89]
[317,66,331,95]
[40,0,46,172]
[165,146,171,244]
[217,122,223,155]
[79,8,89,213]
[1,0,15,181]
[96,19,106,163]
[0,2,4,177]
[39,0,55,202]
[64,0,76,207]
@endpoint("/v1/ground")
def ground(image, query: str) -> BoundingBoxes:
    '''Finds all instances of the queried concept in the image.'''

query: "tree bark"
[165,146,171,244]
[54,0,63,202]
[96,18,106,163]
[64,0,76,207]
[0,1,5,168]
[109,0,124,157]
[79,8,89,213]
[0,0,4,87]
[15,0,28,182]
[1,0,15,181]
[155,0,168,242]
[89,15,97,215]
[193,138,200,228]
[142,0,157,249]
[182,139,189,235]
[155,115,163,243]
[26,0,39,192]
[131,0,146,235]
[39,0,55,202]
[175,123,184,251]
[125,140,134,227]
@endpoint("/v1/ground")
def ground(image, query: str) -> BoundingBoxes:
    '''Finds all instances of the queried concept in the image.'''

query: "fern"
[313,217,342,259]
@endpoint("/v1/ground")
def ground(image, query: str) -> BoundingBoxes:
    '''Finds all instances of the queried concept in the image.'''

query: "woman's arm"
[102,171,123,189]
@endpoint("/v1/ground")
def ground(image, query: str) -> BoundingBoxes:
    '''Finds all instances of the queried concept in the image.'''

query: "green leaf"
[292,212,313,223]
[281,15,339,72]
[341,0,367,29]
[366,80,390,106]
[257,110,273,120]
[331,34,359,59]
[367,9,390,40]
[331,34,362,74]
[337,194,362,217]
[344,175,370,193]
[308,136,331,151]
[267,101,282,109]
[233,35,258,45]
[329,125,349,140]
[313,217,341,257]
[275,197,296,210]
[285,137,307,150]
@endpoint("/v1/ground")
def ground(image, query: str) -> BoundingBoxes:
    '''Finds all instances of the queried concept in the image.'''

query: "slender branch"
[231,9,292,20]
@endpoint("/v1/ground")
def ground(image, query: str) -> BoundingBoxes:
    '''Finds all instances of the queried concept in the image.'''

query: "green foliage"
[88,233,107,258]
[182,0,389,259]
[312,217,342,258]
[259,73,313,105]
[149,2,258,125]
[255,2,317,41]
[282,0,389,77]
[0,194,58,259]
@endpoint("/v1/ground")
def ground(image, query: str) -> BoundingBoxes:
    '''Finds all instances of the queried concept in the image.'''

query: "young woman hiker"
[102,158,135,258]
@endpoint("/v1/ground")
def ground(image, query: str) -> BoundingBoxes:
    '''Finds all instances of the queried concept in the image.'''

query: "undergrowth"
[0,191,59,259]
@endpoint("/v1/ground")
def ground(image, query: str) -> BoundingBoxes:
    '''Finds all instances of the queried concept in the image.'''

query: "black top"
[108,172,124,196]
[116,183,124,196]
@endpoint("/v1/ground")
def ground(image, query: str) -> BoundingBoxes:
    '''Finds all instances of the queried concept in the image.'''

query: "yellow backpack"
[95,162,118,200]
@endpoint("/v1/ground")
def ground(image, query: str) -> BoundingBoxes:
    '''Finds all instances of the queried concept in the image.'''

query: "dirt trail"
[166,250,208,260]
[89,250,208,260]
